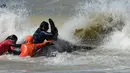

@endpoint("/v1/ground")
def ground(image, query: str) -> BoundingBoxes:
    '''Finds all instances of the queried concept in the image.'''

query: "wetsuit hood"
[26,35,33,43]
[6,34,18,43]
[40,21,49,31]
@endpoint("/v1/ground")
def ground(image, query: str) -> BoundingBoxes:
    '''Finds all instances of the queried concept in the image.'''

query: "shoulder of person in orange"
[19,35,52,57]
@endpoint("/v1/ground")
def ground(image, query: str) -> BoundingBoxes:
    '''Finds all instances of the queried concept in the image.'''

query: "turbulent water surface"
[0,0,130,73]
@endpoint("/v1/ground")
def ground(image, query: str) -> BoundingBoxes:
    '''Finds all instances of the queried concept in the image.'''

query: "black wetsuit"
[33,19,58,57]
[33,28,51,43]
[33,19,58,43]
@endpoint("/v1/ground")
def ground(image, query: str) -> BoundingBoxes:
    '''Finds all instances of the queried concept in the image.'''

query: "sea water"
[0,0,130,73]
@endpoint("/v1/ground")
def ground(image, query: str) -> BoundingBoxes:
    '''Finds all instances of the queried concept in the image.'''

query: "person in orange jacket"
[19,35,52,57]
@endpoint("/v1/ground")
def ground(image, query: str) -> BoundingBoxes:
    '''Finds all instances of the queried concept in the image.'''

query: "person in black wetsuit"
[33,18,58,44]
[33,18,93,57]
[33,18,58,57]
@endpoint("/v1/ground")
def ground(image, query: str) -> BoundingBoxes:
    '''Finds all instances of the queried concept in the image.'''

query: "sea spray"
[59,0,129,46]
[0,0,130,70]
[0,0,35,43]
[51,0,130,67]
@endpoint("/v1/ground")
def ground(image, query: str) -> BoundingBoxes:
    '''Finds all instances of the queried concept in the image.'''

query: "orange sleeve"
[35,40,52,50]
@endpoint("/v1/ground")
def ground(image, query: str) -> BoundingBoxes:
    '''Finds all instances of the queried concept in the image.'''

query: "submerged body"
[35,38,93,57]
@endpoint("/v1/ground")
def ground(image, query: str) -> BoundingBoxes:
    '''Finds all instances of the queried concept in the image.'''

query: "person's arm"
[35,40,52,50]
[10,46,15,51]
[48,18,58,40]
[48,18,58,36]
[7,40,20,54]
[41,31,53,41]
[11,44,21,48]
[8,47,21,55]
[8,44,21,55]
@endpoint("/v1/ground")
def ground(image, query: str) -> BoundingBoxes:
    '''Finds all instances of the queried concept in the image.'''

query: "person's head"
[25,35,33,43]
[6,34,18,43]
[39,21,49,31]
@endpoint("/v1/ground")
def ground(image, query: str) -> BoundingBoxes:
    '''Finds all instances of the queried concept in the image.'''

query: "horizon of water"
[0,0,130,73]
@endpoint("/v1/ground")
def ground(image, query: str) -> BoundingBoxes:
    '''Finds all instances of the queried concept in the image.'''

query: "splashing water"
[48,0,130,69]
[0,0,130,72]
[0,0,36,43]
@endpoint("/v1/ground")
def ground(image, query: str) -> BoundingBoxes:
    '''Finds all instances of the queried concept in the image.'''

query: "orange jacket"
[19,36,52,57]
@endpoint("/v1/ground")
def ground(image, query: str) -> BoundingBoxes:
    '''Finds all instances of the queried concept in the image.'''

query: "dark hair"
[6,34,18,43]
[40,21,49,31]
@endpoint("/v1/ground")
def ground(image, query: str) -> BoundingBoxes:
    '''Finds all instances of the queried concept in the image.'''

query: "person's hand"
[48,18,55,27]
[48,18,53,23]
[44,40,53,45]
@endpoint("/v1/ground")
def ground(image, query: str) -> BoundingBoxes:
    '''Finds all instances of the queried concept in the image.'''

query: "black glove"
[48,18,58,37]
[49,18,55,28]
